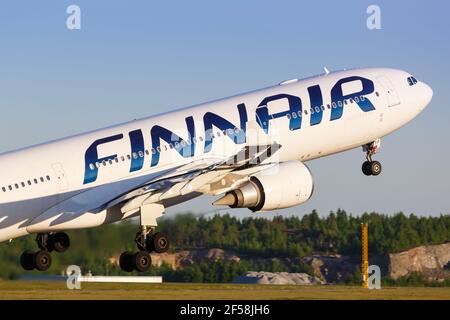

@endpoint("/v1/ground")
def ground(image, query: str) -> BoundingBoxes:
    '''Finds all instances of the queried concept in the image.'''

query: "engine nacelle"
[213,161,314,211]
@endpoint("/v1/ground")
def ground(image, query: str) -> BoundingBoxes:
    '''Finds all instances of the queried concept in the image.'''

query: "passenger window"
[138,151,144,157]
[327,104,331,109]
[28,181,32,186]
[145,150,150,156]
[2,187,5,192]
[21,182,25,187]
[8,185,12,190]
[89,163,95,170]
[15,184,19,189]
[337,101,343,107]
[286,113,291,120]
[34,179,38,184]
[40,177,44,182]
[375,92,380,97]
[46,176,50,181]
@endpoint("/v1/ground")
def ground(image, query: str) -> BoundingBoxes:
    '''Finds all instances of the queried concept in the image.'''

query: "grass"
[0,281,449,300]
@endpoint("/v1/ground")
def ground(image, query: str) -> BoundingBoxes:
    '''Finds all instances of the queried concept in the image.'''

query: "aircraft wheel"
[34,251,52,271]
[20,250,36,271]
[119,251,135,272]
[370,161,382,176]
[362,161,372,176]
[134,251,152,272]
[50,232,70,253]
[149,233,170,253]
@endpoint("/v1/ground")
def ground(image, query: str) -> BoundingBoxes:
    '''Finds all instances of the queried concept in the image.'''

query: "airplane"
[0,67,432,272]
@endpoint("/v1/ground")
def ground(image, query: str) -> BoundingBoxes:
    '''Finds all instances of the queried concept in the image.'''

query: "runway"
[0,282,449,300]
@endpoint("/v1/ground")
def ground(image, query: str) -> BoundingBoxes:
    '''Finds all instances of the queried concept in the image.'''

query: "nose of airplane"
[419,82,433,110]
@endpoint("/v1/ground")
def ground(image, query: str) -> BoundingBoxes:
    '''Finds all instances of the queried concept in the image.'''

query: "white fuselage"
[0,68,433,242]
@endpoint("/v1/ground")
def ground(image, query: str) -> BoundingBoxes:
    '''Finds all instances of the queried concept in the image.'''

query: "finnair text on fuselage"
[83,75,376,184]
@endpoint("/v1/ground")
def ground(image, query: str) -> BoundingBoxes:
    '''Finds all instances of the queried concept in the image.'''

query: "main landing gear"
[119,203,170,273]
[362,139,382,176]
[20,232,70,271]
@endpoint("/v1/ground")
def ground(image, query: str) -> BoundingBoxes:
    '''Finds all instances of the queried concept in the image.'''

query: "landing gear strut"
[119,203,170,273]
[362,139,382,176]
[20,232,70,271]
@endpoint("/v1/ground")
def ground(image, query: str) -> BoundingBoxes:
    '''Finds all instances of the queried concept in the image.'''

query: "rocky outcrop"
[301,254,356,283]
[232,272,324,285]
[111,243,450,282]
[388,243,450,280]
[149,248,240,269]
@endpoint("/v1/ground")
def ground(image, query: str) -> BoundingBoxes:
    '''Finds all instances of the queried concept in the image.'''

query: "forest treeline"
[0,210,448,281]
[160,210,449,256]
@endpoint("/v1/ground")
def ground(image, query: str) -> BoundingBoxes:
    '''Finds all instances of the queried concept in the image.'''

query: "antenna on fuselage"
[323,67,330,75]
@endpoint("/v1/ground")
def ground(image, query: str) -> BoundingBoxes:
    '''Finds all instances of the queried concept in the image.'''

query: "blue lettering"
[330,76,376,121]
[129,129,145,172]
[256,94,302,133]
[203,103,247,153]
[150,116,195,167]
[83,134,123,184]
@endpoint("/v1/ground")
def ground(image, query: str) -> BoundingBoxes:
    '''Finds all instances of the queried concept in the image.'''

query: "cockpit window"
[408,76,418,86]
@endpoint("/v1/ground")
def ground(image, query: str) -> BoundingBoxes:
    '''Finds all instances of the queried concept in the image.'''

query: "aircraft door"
[51,163,69,191]
[377,76,400,107]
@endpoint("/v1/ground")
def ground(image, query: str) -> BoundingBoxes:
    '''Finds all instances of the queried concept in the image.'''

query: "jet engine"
[213,161,314,211]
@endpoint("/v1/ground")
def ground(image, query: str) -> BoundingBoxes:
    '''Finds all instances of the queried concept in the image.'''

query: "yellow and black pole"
[361,223,369,288]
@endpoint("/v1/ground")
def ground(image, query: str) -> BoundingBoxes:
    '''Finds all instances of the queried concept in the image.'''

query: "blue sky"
[0,1,449,217]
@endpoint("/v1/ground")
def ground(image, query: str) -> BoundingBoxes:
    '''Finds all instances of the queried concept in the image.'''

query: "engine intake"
[213,161,314,211]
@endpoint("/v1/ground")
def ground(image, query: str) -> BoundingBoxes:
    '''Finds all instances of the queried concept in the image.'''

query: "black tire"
[151,233,170,253]
[119,251,135,272]
[362,161,372,176]
[370,161,382,176]
[51,232,70,253]
[34,251,52,271]
[134,251,152,272]
[20,250,36,271]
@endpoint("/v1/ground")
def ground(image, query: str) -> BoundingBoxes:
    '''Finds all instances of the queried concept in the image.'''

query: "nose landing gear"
[362,139,382,176]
